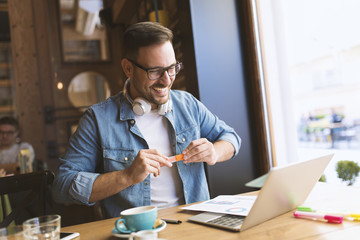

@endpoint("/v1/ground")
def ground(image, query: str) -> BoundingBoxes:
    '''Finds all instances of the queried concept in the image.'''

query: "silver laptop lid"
[240,153,333,231]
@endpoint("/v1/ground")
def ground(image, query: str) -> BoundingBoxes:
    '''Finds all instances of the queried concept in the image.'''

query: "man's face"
[0,124,18,148]
[129,41,177,109]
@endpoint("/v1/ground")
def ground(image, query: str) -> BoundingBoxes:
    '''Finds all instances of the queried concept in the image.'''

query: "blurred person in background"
[0,116,35,174]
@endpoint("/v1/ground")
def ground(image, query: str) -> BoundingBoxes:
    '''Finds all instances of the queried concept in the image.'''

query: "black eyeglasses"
[127,58,182,80]
[0,130,15,136]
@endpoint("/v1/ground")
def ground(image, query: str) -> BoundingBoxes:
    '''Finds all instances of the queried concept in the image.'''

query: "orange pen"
[167,154,184,163]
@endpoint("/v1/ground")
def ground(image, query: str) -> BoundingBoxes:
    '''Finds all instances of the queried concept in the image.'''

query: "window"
[255,0,360,186]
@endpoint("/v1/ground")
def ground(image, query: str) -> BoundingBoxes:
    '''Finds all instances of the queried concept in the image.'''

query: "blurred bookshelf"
[0,42,15,118]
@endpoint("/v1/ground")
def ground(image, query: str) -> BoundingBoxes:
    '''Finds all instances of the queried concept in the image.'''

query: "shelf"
[0,12,14,115]
[0,105,14,113]
[0,79,11,87]
[0,62,11,69]
[0,3,8,12]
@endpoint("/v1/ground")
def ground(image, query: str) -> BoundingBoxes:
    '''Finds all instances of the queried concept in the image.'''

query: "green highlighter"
[297,206,315,212]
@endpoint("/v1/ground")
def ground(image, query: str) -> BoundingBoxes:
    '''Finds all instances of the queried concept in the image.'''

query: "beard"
[131,73,172,106]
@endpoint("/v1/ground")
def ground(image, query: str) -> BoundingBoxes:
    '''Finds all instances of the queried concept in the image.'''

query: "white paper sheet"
[181,195,257,216]
[303,182,360,213]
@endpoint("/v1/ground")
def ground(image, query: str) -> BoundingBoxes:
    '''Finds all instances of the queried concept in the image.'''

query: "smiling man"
[52,22,241,219]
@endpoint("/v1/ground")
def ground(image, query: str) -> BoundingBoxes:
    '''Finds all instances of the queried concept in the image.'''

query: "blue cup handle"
[115,218,132,234]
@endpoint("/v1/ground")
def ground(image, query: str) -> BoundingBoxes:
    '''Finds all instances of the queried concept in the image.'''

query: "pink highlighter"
[293,211,343,224]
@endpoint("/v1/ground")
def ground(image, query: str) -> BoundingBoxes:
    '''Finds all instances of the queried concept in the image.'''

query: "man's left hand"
[182,138,218,165]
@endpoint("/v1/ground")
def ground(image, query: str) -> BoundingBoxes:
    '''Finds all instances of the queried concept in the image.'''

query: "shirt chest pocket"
[176,124,200,151]
[103,149,135,172]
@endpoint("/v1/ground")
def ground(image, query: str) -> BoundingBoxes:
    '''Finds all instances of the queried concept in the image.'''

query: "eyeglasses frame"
[126,58,182,80]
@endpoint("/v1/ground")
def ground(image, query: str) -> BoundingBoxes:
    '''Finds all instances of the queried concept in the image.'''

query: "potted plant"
[336,160,360,186]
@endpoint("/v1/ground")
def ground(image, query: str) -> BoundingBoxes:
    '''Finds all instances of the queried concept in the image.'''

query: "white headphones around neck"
[123,78,172,116]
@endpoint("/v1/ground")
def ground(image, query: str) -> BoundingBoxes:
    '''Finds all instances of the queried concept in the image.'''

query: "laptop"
[188,153,333,231]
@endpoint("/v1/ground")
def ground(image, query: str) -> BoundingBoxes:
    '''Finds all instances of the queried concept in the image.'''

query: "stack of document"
[182,195,257,216]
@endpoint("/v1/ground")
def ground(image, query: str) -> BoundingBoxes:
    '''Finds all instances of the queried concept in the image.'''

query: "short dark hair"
[0,116,19,130]
[123,21,173,60]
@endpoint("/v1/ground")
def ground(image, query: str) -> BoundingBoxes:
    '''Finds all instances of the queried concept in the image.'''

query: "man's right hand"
[125,149,173,185]
[89,149,172,203]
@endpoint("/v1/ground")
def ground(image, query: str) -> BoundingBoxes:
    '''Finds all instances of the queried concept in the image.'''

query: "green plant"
[319,174,326,182]
[336,160,360,186]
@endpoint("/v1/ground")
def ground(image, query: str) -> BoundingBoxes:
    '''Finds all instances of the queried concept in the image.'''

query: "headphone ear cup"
[133,98,151,116]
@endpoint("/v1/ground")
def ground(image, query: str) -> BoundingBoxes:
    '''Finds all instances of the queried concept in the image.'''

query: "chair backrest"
[0,170,54,228]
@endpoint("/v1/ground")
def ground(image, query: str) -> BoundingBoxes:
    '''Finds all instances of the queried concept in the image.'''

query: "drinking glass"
[22,215,61,240]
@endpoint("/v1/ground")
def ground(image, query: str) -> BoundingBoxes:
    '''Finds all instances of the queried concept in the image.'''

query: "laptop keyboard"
[207,214,245,228]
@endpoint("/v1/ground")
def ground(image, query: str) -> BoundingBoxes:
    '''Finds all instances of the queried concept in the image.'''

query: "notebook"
[188,153,334,231]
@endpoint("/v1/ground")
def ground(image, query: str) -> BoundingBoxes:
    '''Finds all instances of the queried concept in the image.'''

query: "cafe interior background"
[1,0,360,226]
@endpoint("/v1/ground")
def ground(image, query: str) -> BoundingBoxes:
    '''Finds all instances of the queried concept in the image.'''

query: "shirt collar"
[119,92,135,122]
[118,91,174,121]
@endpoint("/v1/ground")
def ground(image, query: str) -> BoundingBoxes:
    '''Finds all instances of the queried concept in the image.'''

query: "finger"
[140,149,173,168]
[183,139,209,161]
[150,166,160,177]
[148,152,173,168]
[148,155,173,175]
[134,150,160,174]
[161,158,173,167]
[183,138,204,154]
[141,158,158,177]
[185,148,210,163]
[157,154,173,168]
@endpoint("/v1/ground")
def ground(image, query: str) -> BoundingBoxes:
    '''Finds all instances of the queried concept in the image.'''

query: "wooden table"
[62,183,360,239]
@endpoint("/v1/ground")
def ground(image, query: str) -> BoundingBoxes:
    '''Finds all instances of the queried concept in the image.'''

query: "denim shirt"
[52,90,241,218]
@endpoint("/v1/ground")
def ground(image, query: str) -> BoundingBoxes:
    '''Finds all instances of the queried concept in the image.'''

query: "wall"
[189,0,256,196]
[6,0,126,171]
[7,0,55,168]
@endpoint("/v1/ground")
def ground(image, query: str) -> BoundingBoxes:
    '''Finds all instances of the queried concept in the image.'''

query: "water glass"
[22,215,61,240]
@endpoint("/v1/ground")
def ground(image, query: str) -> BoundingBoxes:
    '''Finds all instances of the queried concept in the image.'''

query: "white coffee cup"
[130,230,157,240]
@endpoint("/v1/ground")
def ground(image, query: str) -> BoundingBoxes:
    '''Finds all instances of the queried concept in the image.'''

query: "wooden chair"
[0,170,55,228]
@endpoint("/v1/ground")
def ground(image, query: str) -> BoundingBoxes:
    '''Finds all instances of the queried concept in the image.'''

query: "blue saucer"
[111,220,167,238]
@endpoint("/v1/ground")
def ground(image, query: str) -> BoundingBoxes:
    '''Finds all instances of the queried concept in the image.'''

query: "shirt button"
[145,182,149,186]
[182,138,186,142]
[124,157,128,161]
[130,120,135,125]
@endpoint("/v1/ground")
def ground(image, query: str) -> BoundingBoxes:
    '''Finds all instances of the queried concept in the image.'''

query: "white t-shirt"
[0,142,35,165]
[135,110,185,208]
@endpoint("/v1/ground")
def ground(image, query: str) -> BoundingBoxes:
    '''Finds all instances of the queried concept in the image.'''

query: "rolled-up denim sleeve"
[68,172,100,205]
[217,129,241,159]
[52,109,102,206]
